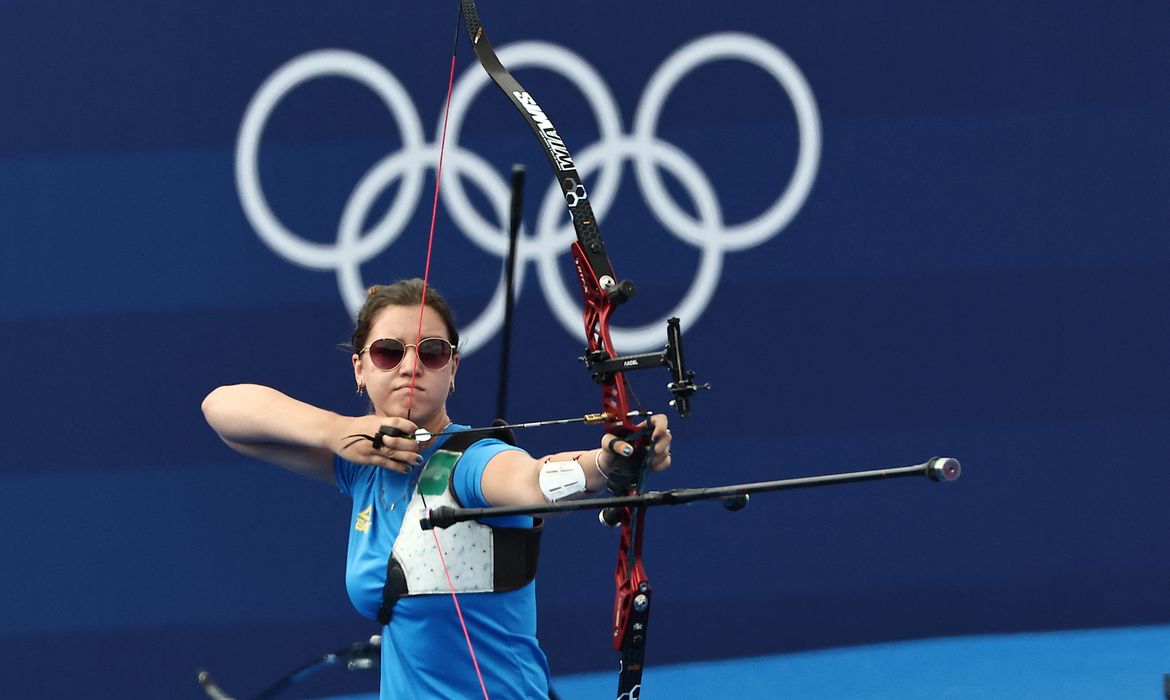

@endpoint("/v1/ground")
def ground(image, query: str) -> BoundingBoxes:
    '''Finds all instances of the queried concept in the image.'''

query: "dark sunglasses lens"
[417,338,452,370]
[369,339,406,370]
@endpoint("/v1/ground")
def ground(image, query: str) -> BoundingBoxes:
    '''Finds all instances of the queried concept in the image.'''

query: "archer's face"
[352,304,459,429]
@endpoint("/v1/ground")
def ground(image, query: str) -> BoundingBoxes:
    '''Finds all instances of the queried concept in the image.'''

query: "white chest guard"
[393,448,495,594]
[376,439,542,625]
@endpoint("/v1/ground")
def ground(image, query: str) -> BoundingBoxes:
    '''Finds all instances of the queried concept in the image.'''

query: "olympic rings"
[235,33,822,356]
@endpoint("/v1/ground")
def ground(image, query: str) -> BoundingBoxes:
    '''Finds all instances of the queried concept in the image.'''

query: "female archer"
[202,278,673,699]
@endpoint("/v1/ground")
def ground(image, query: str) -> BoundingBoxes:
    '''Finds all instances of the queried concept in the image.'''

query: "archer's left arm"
[480,415,672,507]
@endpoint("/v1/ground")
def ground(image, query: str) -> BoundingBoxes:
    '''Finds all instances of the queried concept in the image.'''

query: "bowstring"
[409,8,492,700]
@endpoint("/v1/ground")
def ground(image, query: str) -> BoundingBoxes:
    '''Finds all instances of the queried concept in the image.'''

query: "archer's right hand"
[335,415,423,474]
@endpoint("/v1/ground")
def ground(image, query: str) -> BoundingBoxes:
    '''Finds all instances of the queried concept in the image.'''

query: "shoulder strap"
[437,419,518,454]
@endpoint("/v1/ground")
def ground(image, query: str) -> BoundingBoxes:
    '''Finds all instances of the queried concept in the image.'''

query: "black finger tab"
[375,425,407,449]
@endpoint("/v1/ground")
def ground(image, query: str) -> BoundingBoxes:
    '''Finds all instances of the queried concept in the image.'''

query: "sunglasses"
[360,337,455,371]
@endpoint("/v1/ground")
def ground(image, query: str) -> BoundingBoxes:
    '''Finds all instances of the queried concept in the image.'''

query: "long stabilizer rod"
[421,457,961,529]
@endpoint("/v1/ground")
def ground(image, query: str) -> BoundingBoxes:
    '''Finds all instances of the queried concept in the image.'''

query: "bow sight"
[580,316,710,418]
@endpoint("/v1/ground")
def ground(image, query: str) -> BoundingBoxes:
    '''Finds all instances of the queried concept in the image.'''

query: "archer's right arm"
[201,384,421,484]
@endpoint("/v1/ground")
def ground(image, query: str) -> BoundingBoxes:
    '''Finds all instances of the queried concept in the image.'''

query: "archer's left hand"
[602,413,672,474]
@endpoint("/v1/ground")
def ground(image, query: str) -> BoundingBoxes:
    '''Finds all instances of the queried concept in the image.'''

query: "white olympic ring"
[236,32,821,356]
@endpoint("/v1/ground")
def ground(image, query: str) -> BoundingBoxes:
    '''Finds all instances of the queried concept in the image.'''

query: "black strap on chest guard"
[377,425,542,625]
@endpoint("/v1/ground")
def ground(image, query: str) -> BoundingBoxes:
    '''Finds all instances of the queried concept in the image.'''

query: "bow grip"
[602,436,651,495]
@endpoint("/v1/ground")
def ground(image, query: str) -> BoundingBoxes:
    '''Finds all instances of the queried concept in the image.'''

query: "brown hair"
[349,279,460,353]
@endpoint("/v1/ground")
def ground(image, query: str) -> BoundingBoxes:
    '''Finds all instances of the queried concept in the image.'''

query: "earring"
[356,383,365,396]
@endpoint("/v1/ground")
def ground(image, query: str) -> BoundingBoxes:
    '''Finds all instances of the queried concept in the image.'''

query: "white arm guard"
[538,460,588,502]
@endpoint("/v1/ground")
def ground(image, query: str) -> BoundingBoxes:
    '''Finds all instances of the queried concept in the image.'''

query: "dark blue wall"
[3,1,1169,697]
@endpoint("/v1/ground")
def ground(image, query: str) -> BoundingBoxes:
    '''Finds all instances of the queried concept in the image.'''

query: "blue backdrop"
[2,1,1169,697]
